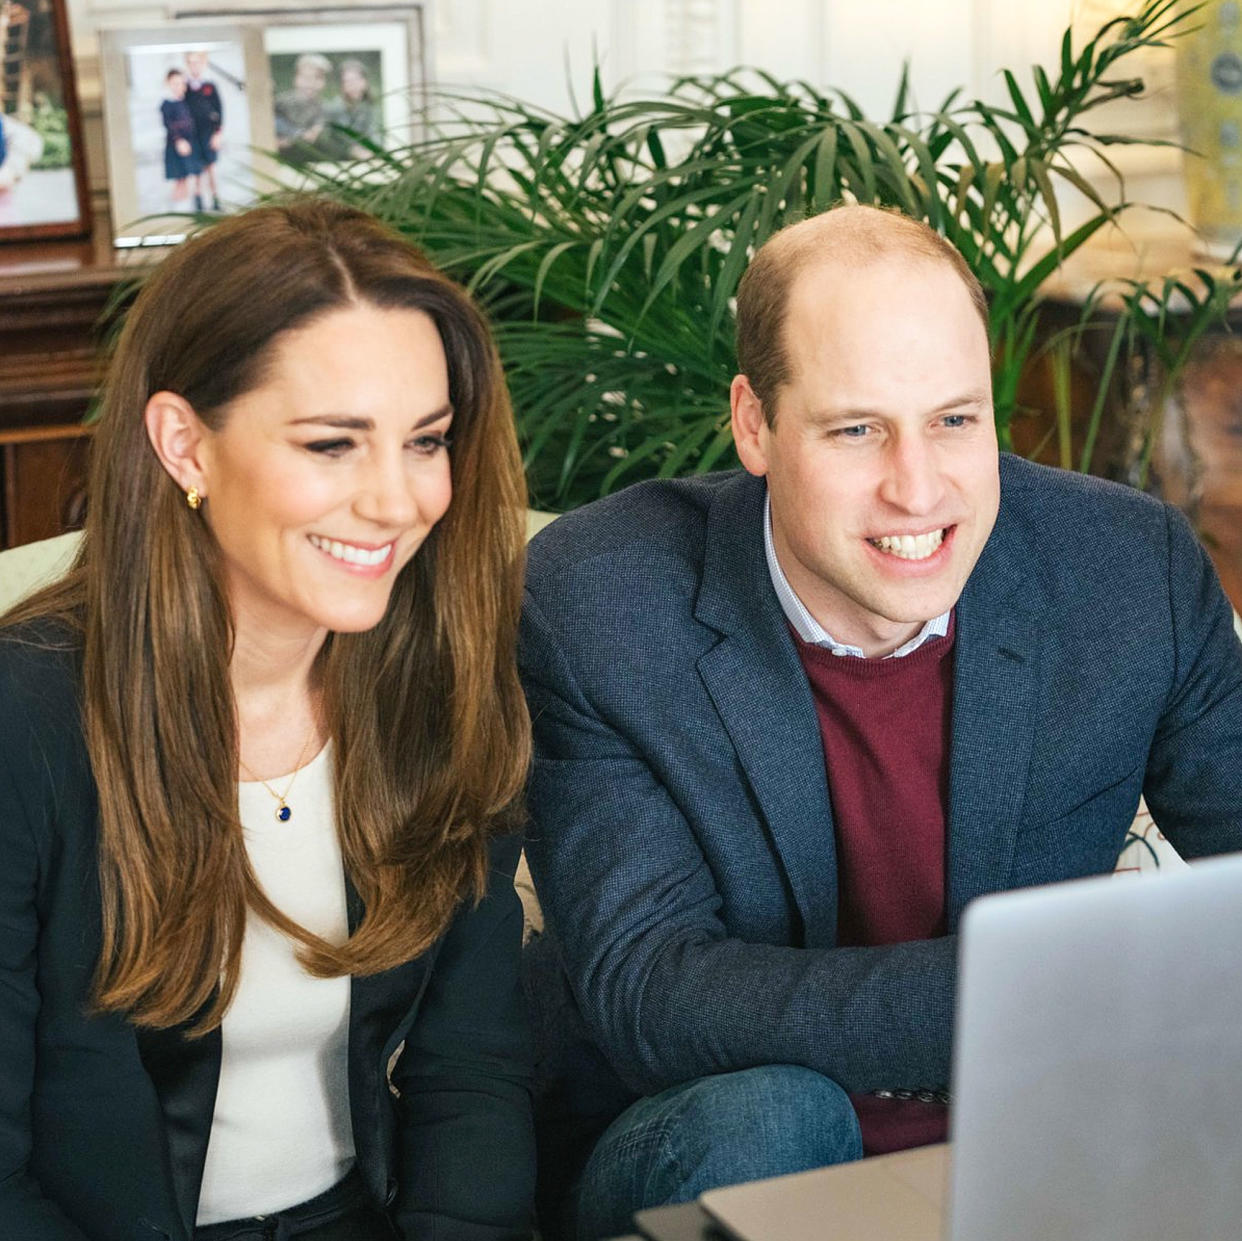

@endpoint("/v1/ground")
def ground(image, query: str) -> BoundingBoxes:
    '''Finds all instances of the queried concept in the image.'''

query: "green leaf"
[1003,70,1035,129]
[1029,158,1061,242]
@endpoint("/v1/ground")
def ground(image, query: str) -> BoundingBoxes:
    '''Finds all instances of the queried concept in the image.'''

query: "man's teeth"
[870,529,945,561]
[309,535,391,566]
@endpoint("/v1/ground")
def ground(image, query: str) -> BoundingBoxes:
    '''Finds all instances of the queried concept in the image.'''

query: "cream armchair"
[0,531,80,614]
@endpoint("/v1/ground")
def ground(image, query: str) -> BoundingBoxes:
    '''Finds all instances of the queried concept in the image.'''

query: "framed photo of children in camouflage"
[98,23,276,246]
[0,0,90,242]
[261,9,426,169]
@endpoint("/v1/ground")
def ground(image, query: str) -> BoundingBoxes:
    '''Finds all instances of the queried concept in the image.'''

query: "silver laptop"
[699,850,1242,1241]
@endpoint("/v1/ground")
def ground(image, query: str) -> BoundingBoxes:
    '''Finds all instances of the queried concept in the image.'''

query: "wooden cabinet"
[0,221,137,548]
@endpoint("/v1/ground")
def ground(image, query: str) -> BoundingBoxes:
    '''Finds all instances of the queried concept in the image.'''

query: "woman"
[323,58,380,161]
[0,198,534,1240]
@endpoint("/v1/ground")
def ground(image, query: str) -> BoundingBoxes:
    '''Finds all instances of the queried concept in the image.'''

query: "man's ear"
[730,374,770,477]
[144,391,212,498]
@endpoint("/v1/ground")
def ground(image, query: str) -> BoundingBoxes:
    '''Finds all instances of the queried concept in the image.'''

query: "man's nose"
[877,434,946,515]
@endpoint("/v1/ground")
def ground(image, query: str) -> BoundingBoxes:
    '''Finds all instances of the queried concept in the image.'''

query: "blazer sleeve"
[0,655,92,1240]
[519,591,955,1098]
[1141,503,1242,851]
[389,833,536,1241]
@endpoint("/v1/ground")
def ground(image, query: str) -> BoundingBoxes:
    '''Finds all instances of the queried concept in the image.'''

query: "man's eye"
[942,414,973,429]
[834,424,871,439]
[304,438,355,456]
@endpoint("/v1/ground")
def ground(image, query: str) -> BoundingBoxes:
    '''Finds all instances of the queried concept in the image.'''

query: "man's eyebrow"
[288,404,454,431]
[806,391,991,423]
[929,390,991,412]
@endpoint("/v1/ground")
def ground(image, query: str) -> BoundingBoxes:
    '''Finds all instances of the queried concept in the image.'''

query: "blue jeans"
[573,1065,863,1241]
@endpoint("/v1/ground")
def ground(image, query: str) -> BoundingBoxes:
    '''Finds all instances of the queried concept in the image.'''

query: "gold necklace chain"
[238,727,318,824]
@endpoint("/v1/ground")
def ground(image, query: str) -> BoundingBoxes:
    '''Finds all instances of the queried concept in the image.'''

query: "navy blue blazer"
[0,628,535,1241]
[520,456,1242,1105]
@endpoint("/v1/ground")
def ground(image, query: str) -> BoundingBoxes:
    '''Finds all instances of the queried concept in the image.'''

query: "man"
[274,53,332,167]
[184,49,223,212]
[519,205,1242,1240]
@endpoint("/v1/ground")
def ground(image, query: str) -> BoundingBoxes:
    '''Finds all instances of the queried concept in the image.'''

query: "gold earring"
[186,486,202,511]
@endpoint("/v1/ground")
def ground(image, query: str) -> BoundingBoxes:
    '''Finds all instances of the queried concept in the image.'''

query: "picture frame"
[0,0,91,243]
[176,5,428,172]
[98,23,277,247]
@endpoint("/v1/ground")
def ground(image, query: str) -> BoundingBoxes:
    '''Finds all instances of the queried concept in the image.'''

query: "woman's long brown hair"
[3,199,530,1032]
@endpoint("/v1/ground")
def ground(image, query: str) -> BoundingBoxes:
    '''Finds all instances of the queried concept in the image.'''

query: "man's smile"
[866,526,953,562]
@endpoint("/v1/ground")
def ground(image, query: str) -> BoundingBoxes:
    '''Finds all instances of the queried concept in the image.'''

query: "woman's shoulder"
[0,617,84,749]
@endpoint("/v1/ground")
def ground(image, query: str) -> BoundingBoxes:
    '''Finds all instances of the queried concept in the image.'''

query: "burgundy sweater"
[792,620,955,1155]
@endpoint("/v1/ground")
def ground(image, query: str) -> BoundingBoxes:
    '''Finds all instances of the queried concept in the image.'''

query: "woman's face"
[341,66,367,101]
[197,303,454,644]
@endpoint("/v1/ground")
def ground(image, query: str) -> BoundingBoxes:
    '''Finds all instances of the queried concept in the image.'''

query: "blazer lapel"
[946,490,1045,928]
[344,877,434,1205]
[135,1015,222,1240]
[694,474,840,949]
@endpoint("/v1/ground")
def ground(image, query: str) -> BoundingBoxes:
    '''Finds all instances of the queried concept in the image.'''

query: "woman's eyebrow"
[288,404,454,431]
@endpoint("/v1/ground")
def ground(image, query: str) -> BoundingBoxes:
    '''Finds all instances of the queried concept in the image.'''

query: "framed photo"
[0,0,90,242]
[174,5,428,170]
[98,24,276,247]
[265,11,424,168]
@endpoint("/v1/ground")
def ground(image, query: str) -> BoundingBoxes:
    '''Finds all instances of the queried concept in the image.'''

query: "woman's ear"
[144,391,211,499]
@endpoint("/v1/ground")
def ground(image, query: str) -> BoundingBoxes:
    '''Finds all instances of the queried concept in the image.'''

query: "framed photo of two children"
[99,5,426,247]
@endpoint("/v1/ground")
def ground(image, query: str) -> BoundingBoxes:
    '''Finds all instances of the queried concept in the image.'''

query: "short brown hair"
[735,204,989,422]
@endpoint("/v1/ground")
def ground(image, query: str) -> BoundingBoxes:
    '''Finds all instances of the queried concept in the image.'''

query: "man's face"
[734,256,999,657]
[185,51,207,79]
[295,62,328,99]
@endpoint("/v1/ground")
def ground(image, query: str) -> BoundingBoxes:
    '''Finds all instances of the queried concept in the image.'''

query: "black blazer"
[0,627,535,1241]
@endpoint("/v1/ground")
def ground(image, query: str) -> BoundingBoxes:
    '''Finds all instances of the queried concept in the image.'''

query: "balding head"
[735,205,988,423]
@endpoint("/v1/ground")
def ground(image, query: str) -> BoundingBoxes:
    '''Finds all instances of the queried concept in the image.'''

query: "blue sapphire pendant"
[276,803,292,823]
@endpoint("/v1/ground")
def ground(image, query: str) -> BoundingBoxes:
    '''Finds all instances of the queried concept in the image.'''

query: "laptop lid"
[949,851,1242,1241]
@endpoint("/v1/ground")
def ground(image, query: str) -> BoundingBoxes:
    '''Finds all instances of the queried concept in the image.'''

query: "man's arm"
[1141,504,1242,852]
[208,81,222,147]
[521,592,955,1098]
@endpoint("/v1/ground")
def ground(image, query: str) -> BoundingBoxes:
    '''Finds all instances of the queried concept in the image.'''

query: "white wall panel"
[824,0,977,117]
[735,0,824,86]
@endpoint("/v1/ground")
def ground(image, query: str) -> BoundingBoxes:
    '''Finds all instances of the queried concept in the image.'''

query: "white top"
[195,743,356,1225]
[763,493,950,658]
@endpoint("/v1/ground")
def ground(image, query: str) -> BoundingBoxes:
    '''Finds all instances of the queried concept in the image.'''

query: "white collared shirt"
[763,493,950,659]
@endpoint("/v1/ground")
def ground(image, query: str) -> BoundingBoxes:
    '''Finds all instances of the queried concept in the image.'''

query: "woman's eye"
[304,438,355,457]
[410,432,451,455]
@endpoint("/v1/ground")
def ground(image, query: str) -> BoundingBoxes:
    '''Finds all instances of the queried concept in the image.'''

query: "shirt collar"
[763,492,950,660]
